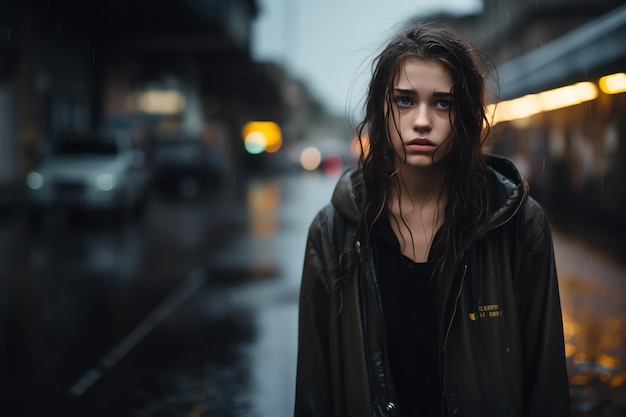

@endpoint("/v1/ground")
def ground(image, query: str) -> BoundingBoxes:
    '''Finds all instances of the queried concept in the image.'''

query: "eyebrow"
[393,88,451,97]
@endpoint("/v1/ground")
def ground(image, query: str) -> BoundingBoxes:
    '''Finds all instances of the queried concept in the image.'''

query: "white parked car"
[26,130,151,218]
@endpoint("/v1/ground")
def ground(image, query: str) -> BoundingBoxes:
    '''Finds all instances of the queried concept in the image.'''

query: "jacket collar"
[481,154,529,234]
[331,154,529,233]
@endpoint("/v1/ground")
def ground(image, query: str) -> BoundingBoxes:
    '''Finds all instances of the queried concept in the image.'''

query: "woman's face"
[387,57,454,168]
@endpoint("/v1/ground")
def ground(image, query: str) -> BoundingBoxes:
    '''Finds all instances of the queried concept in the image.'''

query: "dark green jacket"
[295,155,571,416]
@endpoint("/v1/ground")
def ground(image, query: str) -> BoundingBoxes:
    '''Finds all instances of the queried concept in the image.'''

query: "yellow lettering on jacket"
[469,304,503,321]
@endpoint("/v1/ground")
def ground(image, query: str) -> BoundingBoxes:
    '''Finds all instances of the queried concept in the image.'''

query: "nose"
[413,104,432,132]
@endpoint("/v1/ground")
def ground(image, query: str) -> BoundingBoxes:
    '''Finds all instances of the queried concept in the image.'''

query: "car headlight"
[96,173,117,191]
[26,171,44,190]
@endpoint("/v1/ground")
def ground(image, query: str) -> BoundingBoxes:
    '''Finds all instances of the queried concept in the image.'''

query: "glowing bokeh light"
[137,90,185,114]
[322,153,343,176]
[300,146,322,171]
[242,121,282,154]
[244,131,267,155]
[488,81,598,125]
[599,73,626,94]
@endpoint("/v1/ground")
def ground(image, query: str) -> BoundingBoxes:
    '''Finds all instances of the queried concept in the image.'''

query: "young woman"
[294,21,571,416]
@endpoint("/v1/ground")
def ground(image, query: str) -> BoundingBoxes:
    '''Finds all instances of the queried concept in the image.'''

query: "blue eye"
[434,99,451,109]
[395,97,413,106]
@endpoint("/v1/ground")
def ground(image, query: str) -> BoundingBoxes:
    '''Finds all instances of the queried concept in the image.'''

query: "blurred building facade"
[424,0,626,229]
[0,0,300,191]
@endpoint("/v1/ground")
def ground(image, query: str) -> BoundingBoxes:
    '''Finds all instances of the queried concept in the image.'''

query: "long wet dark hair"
[354,21,497,278]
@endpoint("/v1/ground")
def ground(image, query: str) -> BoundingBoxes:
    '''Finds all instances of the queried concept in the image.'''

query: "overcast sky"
[251,0,481,119]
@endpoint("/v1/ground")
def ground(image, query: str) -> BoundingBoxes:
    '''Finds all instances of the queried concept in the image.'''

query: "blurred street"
[0,171,336,416]
[0,170,625,417]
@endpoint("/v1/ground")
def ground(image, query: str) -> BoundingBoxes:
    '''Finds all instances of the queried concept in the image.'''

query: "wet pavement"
[0,170,625,416]
[0,172,335,416]
[555,229,626,416]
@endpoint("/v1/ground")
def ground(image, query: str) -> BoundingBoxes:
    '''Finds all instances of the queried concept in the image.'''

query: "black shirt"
[373,213,442,417]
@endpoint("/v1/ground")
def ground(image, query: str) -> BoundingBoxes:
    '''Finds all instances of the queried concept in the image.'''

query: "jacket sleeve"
[514,198,571,416]
[294,207,336,417]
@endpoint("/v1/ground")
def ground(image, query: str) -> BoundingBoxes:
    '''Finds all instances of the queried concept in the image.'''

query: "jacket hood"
[331,168,363,223]
[331,154,529,234]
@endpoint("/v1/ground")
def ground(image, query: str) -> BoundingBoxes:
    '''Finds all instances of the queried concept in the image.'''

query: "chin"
[403,154,438,167]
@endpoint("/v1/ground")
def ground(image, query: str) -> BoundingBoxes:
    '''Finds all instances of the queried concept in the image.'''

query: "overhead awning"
[497,4,626,100]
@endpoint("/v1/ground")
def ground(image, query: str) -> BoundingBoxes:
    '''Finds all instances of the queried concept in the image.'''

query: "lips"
[406,138,435,146]
[405,138,436,152]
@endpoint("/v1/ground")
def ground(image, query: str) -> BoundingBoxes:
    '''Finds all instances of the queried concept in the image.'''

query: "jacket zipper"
[361,241,396,416]
[442,264,468,352]
[441,263,468,413]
